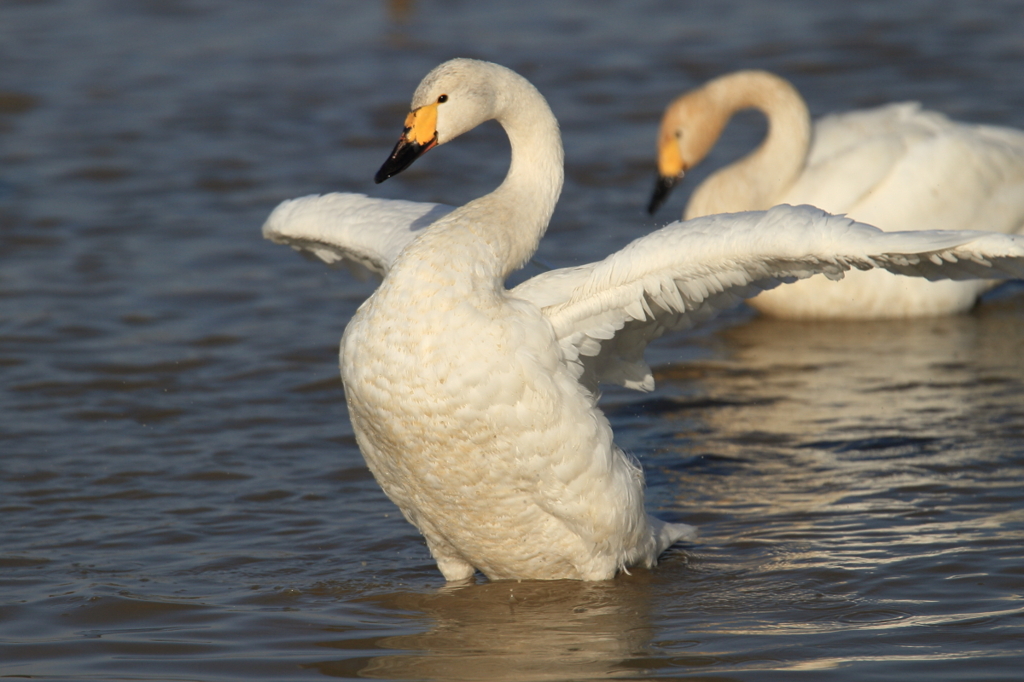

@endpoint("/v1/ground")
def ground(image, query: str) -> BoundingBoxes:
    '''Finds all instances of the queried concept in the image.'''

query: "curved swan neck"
[407,62,563,284]
[480,66,564,278]
[684,70,811,218]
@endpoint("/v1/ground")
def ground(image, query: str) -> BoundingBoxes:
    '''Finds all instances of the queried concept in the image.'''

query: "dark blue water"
[2,1,1023,680]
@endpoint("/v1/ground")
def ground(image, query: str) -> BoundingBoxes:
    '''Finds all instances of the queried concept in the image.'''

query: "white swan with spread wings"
[265,59,1024,581]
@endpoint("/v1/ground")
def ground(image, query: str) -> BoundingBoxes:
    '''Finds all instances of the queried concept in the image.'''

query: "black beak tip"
[647,175,679,216]
[374,136,434,185]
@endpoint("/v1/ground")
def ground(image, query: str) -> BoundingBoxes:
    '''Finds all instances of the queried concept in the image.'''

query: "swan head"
[375,58,502,184]
[646,87,725,215]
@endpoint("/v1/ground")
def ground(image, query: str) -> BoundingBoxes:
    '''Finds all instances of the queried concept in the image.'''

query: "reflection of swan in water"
[677,295,1024,442]
[622,295,1024,644]
[308,579,659,681]
[649,291,1024,546]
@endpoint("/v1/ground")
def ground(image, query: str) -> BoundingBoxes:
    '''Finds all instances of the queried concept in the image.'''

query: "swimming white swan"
[265,59,1024,581]
[648,70,1024,319]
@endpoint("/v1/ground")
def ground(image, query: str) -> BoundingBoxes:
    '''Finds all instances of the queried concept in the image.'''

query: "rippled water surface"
[3,1,1024,680]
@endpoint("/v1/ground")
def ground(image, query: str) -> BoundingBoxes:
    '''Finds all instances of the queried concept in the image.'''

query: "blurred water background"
[2,1,1023,680]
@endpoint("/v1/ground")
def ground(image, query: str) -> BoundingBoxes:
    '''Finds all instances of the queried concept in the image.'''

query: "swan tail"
[648,514,697,556]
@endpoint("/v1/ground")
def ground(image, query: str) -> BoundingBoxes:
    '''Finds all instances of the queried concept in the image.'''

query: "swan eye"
[437,94,448,103]
[674,130,682,139]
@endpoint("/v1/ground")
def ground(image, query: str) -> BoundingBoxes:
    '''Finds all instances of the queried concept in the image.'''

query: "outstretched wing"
[524,204,1024,392]
[262,193,455,277]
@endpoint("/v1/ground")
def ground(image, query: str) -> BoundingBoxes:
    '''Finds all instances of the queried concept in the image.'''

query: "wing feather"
[262,193,454,277]
[265,199,1024,393]
[530,205,1024,392]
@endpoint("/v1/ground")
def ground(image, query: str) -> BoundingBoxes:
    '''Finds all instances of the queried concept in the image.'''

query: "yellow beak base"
[374,103,440,184]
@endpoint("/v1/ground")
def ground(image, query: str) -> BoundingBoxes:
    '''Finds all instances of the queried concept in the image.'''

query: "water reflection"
[386,0,415,23]
[311,577,660,681]
[669,300,1023,444]
[646,294,1024,613]
[4,0,1023,675]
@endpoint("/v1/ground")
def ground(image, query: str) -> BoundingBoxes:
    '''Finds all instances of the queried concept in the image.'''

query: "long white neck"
[410,66,564,285]
[685,71,811,219]
[491,72,564,275]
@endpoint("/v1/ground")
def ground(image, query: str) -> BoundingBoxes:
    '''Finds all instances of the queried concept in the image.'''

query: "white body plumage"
[265,60,1024,581]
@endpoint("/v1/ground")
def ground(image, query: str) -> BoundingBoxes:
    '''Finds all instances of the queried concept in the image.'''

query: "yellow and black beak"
[646,131,686,215]
[374,102,440,184]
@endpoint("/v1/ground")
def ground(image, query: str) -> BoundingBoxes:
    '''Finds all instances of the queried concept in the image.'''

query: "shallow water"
[2,1,1024,680]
